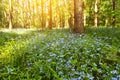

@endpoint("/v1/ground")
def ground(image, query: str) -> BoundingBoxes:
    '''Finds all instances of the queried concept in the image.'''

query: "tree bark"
[74,0,84,34]
[28,0,31,28]
[9,0,12,30]
[94,0,98,27]
[41,0,44,29]
[112,0,116,27]
[49,0,52,29]
[84,12,86,27]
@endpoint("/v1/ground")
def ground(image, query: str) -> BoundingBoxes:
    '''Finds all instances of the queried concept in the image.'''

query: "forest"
[0,0,120,79]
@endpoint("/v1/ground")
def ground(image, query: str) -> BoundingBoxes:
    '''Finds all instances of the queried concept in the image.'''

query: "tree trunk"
[21,0,25,28]
[84,12,86,26]
[112,0,116,27]
[94,0,98,27]
[74,0,84,34]
[41,0,44,29]
[9,0,12,30]
[49,0,52,29]
[83,2,86,27]
[28,0,31,28]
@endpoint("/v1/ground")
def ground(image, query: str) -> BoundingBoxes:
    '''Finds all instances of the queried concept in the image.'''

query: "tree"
[0,0,120,29]
[41,0,44,29]
[74,0,84,34]
[8,0,12,29]
[112,0,116,26]
[49,0,52,29]
[94,0,98,27]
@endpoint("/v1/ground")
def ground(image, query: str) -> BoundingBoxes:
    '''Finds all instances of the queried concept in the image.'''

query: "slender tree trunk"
[83,2,86,27]
[105,18,109,27]
[68,16,74,32]
[94,0,98,27]
[21,0,25,28]
[49,0,52,29]
[61,13,65,28]
[74,0,84,34]
[28,0,31,28]
[41,0,45,29]
[84,12,86,26]
[35,0,39,29]
[59,10,65,28]
[9,0,12,29]
[112,0,116,27]
[31,0,35,27]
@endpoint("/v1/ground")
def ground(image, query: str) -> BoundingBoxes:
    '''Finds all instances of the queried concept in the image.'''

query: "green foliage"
[1,0,120,28]
[0,28,120,79]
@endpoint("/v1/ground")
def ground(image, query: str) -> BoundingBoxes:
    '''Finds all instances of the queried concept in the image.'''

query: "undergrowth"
[0,28,120,80]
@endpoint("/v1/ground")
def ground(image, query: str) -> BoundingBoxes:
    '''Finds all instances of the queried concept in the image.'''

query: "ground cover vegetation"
[0,28,120,80]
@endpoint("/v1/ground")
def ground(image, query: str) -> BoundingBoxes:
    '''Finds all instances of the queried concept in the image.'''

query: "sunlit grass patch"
[0,28,36,34]
[0,29,46,65]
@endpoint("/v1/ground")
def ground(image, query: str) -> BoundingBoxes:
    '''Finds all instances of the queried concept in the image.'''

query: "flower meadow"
[0,28,120,80]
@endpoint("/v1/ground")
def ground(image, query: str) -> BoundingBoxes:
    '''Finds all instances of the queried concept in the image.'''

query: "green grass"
[0,28,120,80]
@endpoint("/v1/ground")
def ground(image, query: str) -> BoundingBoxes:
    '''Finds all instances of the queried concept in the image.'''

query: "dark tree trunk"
[49,0,52,29]
[41,0,44,29]
[74,0,84,34]
[112,0,116,27]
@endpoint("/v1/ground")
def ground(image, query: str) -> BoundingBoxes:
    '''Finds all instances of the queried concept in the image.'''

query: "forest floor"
[0,28,120,79]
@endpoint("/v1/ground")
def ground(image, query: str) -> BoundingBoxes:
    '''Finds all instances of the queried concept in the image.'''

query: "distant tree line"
[0,0,120,33]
